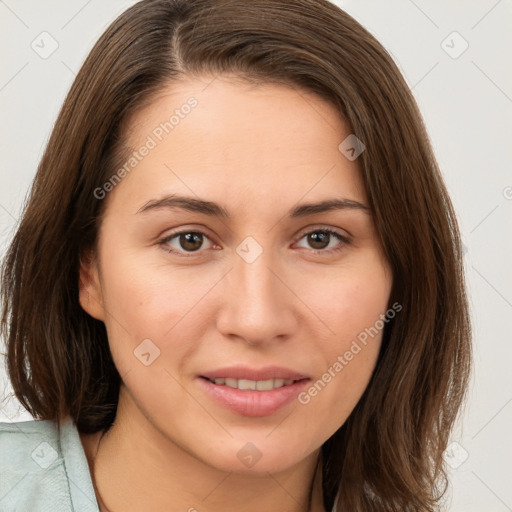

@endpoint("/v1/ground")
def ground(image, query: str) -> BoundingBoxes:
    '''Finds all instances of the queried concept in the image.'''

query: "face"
[80,76,392,475]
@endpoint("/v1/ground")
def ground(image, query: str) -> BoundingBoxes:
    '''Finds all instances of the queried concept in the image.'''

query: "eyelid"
[294,224,351,242]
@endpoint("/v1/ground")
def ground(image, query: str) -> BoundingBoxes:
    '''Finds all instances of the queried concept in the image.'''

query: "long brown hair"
[1,1,471,510]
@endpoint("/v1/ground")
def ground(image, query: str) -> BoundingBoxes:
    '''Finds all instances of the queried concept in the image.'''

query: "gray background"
[1,1,511,510]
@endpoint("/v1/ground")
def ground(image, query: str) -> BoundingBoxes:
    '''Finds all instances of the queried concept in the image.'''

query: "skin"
[78,76,392,512]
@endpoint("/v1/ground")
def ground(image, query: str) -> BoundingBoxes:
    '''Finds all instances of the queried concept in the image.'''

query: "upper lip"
[200,366,310,381]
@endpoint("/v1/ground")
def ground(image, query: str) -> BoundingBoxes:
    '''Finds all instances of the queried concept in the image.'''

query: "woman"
[0,0,471,510]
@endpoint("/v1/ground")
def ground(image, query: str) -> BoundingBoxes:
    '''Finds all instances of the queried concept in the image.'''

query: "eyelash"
[159,227,351,257]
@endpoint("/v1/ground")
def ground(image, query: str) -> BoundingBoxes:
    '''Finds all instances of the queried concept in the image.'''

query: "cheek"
[297,255,391,417]
[310,255,392,351]
[97,251,222,374]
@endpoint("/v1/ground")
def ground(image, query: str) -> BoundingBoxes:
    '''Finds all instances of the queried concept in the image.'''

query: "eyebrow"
[136,194,370,218]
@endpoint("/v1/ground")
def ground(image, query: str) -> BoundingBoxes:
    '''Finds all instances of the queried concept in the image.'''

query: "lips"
[198,366,311,416]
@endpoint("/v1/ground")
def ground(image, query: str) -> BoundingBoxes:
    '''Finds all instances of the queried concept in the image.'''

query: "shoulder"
[0,417,99,512]
[0,417,62,474]
[0,416,60,449]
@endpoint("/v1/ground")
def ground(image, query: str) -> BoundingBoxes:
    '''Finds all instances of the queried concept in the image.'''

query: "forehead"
[111,76,367,213]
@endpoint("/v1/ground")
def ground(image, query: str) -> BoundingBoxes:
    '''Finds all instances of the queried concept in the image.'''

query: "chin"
[195,437,317,476]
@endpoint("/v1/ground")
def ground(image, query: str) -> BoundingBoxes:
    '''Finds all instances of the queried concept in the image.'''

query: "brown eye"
[161,231,214,255]
[295,228,350,253]
[307,231,331,250]
[179,232,204,251]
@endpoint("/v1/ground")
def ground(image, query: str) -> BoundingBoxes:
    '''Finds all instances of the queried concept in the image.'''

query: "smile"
[204,377,297,391]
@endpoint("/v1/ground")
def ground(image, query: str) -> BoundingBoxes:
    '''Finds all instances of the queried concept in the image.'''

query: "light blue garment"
[0,416,99,512]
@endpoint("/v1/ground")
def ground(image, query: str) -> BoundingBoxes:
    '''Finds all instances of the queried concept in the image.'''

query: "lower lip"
[198,377,310,417]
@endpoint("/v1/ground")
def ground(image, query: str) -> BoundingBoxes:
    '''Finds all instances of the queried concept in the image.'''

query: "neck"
[80,386,326,512]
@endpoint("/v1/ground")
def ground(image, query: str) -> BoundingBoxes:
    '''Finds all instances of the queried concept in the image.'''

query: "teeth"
[238,379,256,390]
[225,378,237,388]
[256,379,274,391]
[210,377,296,390]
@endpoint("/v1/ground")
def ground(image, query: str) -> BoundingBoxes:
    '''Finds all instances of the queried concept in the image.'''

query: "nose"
[215,247,298,346]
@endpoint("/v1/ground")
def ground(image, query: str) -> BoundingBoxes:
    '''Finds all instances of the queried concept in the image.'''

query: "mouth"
[201,376,302,391]
[197,366,311,416]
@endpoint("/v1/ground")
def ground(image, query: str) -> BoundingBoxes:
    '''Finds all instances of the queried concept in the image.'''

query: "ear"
[78,249,105,321]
